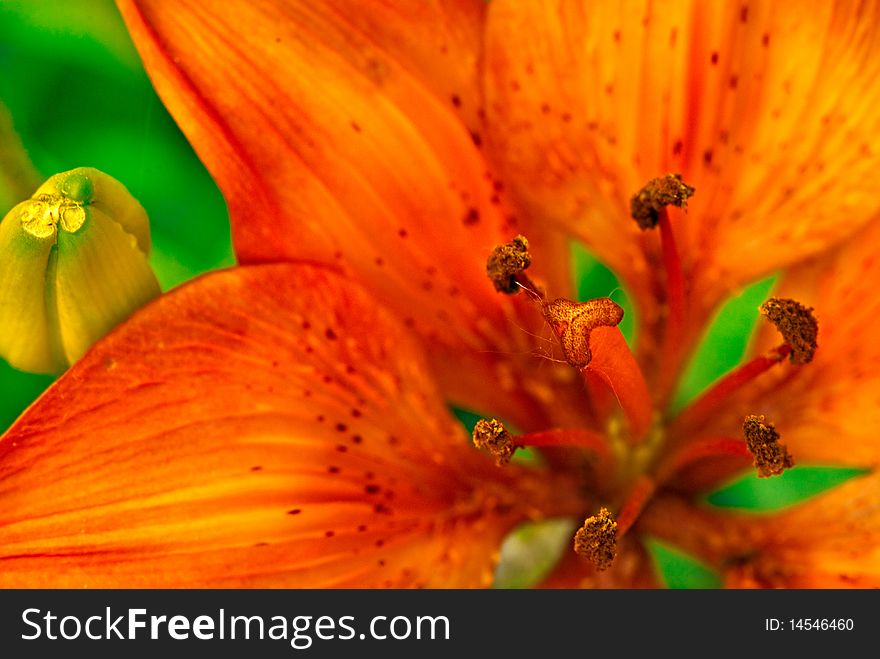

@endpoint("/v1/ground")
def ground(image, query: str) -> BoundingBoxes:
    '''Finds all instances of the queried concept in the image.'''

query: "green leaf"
[450,406,483,435]
[0,360,53,429]
[645,537,723,589]
[706,466,869,512]
[0,0,233,431]
[493,518,577,589]
[672,275,776,413]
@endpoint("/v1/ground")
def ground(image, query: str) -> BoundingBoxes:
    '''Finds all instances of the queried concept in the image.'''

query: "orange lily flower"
[2,0,880,587]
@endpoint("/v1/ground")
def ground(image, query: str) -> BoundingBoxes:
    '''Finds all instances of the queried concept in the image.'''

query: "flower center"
[475,175,818,574]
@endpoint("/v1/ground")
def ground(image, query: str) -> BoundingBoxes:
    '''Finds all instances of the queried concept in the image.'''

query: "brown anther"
[743,415,794,478]
[760,297,818,365]
[486,235,531,294]
[573,507,618,571]
[630,173,696,230]
[542,297,624,369]
[472,418,517,465]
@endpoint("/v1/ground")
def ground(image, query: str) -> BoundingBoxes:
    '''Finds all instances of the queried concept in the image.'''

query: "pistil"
[486,237,654,441]
[542,298,653,441]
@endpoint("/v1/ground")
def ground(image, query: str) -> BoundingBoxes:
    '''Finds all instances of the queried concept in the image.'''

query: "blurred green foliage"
[0,0,233,429]
[707,467,869,512]
[672,275,776,413]
[493,518,576,589]
[645,538,723,589]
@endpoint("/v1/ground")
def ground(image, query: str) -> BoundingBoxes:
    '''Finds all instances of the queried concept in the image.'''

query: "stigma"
[542,297,624,369]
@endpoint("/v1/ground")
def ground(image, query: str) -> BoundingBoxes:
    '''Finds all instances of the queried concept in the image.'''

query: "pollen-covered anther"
[573,507,618,571]
[486,235,532,294]
[18,195,87,239]
[472,418,517,466]
[760,297,818,365]
[630,173,696,230]
[542,297,624,369]
[743,415,794,478]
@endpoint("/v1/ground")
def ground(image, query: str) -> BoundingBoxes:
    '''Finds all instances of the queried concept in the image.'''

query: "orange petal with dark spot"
[118,0,583,433]
[725,472,880,588]
[117,0,508,339]
[0,264,548,587]
[484,0,880,333]
[709,220,880,468]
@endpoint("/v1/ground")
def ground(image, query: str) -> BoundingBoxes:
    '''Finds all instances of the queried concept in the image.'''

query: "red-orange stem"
[655,436,751,482]
[670,344,791,439]
[616,475,656,537]
[584,326,654,443]
[659,207,685,356]
[515,427,616,491]
[515,428,612,457]
[653,207,689,406]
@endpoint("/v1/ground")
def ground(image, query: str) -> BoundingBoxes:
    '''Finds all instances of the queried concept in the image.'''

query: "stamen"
[542,297,623,369]
[654,207,687,403]
[471,420,614,471]
[655,436,753,482]
[486,235,533,295]
[630,174,695,405]
[511,427,612,457]
[742,415,794,478]
[615,475,656,537]
[573,507,618,571]
[760,298,818,364]
[669,344,790,439]
[629,173,695,230]
[472,418,517,465]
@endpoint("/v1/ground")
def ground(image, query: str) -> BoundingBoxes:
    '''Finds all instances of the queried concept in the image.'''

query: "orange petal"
[118,0,586,429]
[708,220,880,468]
[642,475,880,588]
[484,0,880,326]
[117,0,507,336]
[725,472,880,588]
[0,264,557,587]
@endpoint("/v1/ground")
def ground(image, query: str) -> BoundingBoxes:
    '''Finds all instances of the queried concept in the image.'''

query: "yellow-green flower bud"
[0,167,160,374]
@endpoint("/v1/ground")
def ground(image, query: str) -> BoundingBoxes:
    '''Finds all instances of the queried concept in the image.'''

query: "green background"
[0,0,862,588]
[0,0,234,430]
